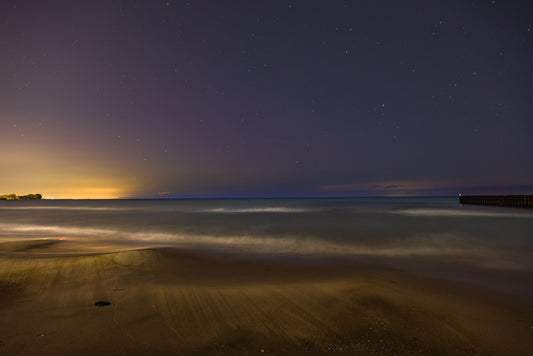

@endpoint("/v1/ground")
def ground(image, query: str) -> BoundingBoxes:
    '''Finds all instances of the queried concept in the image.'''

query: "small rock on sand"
[94,301,111,307]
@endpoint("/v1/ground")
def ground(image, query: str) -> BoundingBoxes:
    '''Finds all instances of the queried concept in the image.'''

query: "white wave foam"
[0,206,313,213]
[1,223,525,270]
[205,207,312,213]
[1,224,117,236]
[392,208,533,218]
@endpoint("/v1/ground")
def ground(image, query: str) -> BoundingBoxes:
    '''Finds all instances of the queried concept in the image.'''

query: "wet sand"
[0,239,532,355]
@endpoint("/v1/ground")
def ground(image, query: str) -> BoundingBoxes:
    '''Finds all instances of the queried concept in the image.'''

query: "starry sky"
[1,0,532,199]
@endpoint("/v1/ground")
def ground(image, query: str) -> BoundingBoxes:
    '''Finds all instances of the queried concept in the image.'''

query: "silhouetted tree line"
[0,193,42,200]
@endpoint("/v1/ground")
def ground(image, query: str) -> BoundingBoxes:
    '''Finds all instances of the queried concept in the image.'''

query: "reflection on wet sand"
[1,239,532,355]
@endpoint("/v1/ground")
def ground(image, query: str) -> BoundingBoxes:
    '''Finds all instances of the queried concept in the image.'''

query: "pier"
[459,195,533,208]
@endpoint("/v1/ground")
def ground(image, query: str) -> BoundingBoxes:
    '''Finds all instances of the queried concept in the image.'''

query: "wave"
[204,207,313,213]
[0,223,526,270]
[392,208,533,218]
[0,206,314,214]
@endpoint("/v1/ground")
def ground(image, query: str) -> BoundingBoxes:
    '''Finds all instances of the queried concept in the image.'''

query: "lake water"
[1,197,532,295]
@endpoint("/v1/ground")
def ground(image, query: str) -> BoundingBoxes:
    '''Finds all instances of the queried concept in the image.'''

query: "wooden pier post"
[459,195,533,208]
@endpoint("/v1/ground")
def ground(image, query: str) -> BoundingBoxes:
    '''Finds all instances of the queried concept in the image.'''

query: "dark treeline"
[0,193,42,200]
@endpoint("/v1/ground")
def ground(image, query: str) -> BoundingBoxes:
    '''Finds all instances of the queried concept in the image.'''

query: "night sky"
[1,1,532,199]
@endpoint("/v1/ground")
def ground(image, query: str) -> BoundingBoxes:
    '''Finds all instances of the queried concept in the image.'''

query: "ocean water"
[1,197,532,293]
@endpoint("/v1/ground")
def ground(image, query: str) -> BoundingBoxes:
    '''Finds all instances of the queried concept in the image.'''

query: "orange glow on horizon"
[3,177,136,199]
[0,136,140,199]
[46,187,125,199]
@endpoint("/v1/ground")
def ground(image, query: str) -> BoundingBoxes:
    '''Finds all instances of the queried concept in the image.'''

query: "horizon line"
[29,195,464,201]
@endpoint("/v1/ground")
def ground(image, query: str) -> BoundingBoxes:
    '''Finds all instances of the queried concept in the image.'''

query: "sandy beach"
[0,239,531,355]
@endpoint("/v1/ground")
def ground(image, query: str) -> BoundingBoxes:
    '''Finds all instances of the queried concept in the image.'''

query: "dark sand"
[0,239,532,355]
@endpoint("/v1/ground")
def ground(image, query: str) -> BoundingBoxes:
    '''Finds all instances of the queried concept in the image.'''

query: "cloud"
[322,179,533,196]
[323,180,444,193]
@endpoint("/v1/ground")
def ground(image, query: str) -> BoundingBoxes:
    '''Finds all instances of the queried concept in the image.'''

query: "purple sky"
[1,1,532,198]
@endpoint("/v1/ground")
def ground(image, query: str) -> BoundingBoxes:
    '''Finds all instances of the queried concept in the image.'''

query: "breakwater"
[459,195,533,208]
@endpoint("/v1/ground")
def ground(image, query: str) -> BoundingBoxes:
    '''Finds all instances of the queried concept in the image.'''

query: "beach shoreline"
[1,239,532,355]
